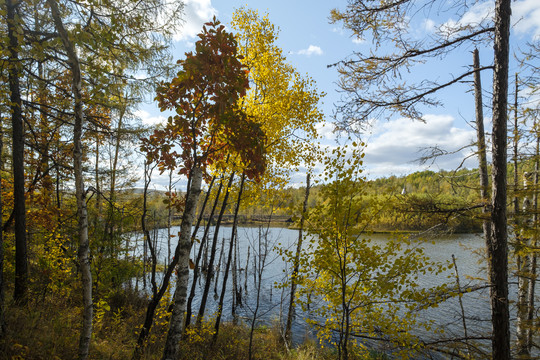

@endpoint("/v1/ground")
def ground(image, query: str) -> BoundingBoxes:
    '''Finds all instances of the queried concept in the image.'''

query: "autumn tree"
[139,19,266,360]
[231,7,323,187]
[179,8,325,339]
[217,8,324,341]
[331,0,512,356]
[513,39,540,357]
[6,0,184,357]
[295,143,448,359]
[46,1,93,357]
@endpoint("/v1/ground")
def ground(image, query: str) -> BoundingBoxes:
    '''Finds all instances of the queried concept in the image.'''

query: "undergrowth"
[0,284,336,360]
[0,282,384,360]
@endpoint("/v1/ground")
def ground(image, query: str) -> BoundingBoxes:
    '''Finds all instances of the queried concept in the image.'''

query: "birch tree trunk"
[162,166,202,360]
[514,73,531,358]
[47,1,93,358]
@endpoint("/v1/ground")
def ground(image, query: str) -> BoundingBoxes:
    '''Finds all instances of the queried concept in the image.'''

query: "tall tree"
[5,0,28,305]
[141,19,266,360]
[47,0,92,358]
[231,7,323,186]
[331,0,512,356]
[489,0,511,357]
[0,120,5,337]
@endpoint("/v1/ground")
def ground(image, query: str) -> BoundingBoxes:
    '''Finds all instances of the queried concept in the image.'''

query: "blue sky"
[135,0,540,187]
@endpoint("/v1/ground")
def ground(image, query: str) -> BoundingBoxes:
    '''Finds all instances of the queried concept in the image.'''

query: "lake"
[130,226,536,358]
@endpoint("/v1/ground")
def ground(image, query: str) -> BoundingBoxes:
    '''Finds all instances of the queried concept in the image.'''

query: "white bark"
[162,166,202,360]
[47,1,93,358]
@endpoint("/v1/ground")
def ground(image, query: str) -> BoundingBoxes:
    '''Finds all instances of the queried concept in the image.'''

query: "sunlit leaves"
[142,18,266,181]
[231,7,324,181]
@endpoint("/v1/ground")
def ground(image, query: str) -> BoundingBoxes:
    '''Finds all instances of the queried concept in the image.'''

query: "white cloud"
[438,0,540,40]
[440,2,494,36]
[173,0,218,42]
[352,37,365,44]
[513,0,540,39]
[460,2,494,28]
[297,45,324,56]
[412,18,437,39]
[422,19,436,33]
[135,109,167,126]
[522,86,540,109]
[363,115,477,178]
[316,121,337,141]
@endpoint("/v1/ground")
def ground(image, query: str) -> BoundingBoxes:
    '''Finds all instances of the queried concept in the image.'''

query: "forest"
[0,0,539,359]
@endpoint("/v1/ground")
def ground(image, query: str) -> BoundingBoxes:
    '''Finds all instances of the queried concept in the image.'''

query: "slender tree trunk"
[489,0,511,357]
[141,162,156,294]
[512,73,520,216]
[142,162,149,290]
[104,103,127,255]
[110,102,126,201]
[0,122,5,337]
[214,173,246,340]
[285,173,310,346]
[196,171,235,326]
[244,244,250,295]
[92,126,105,287]
[185,176,220,331]
[248,219,272,360]
[94,123,101,226]
[231,229,238,323]
[6,0,28,305]
[34,6,52,200]
[48,2,93,358]
[55,134,61,209]
[162,166,203,360]
[133,168,205,359]
[514,74,530,358]
[168,170,173,265]
[213,236,225,296]
[191,175,216,245]
[473,48,491,242]
[452,254,470,356]
[121,207,126,261]
[526,131,539,352]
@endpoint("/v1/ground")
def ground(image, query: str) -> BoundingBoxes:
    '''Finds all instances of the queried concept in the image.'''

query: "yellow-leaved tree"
[231,7,324,197]
[296,143,449,360]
